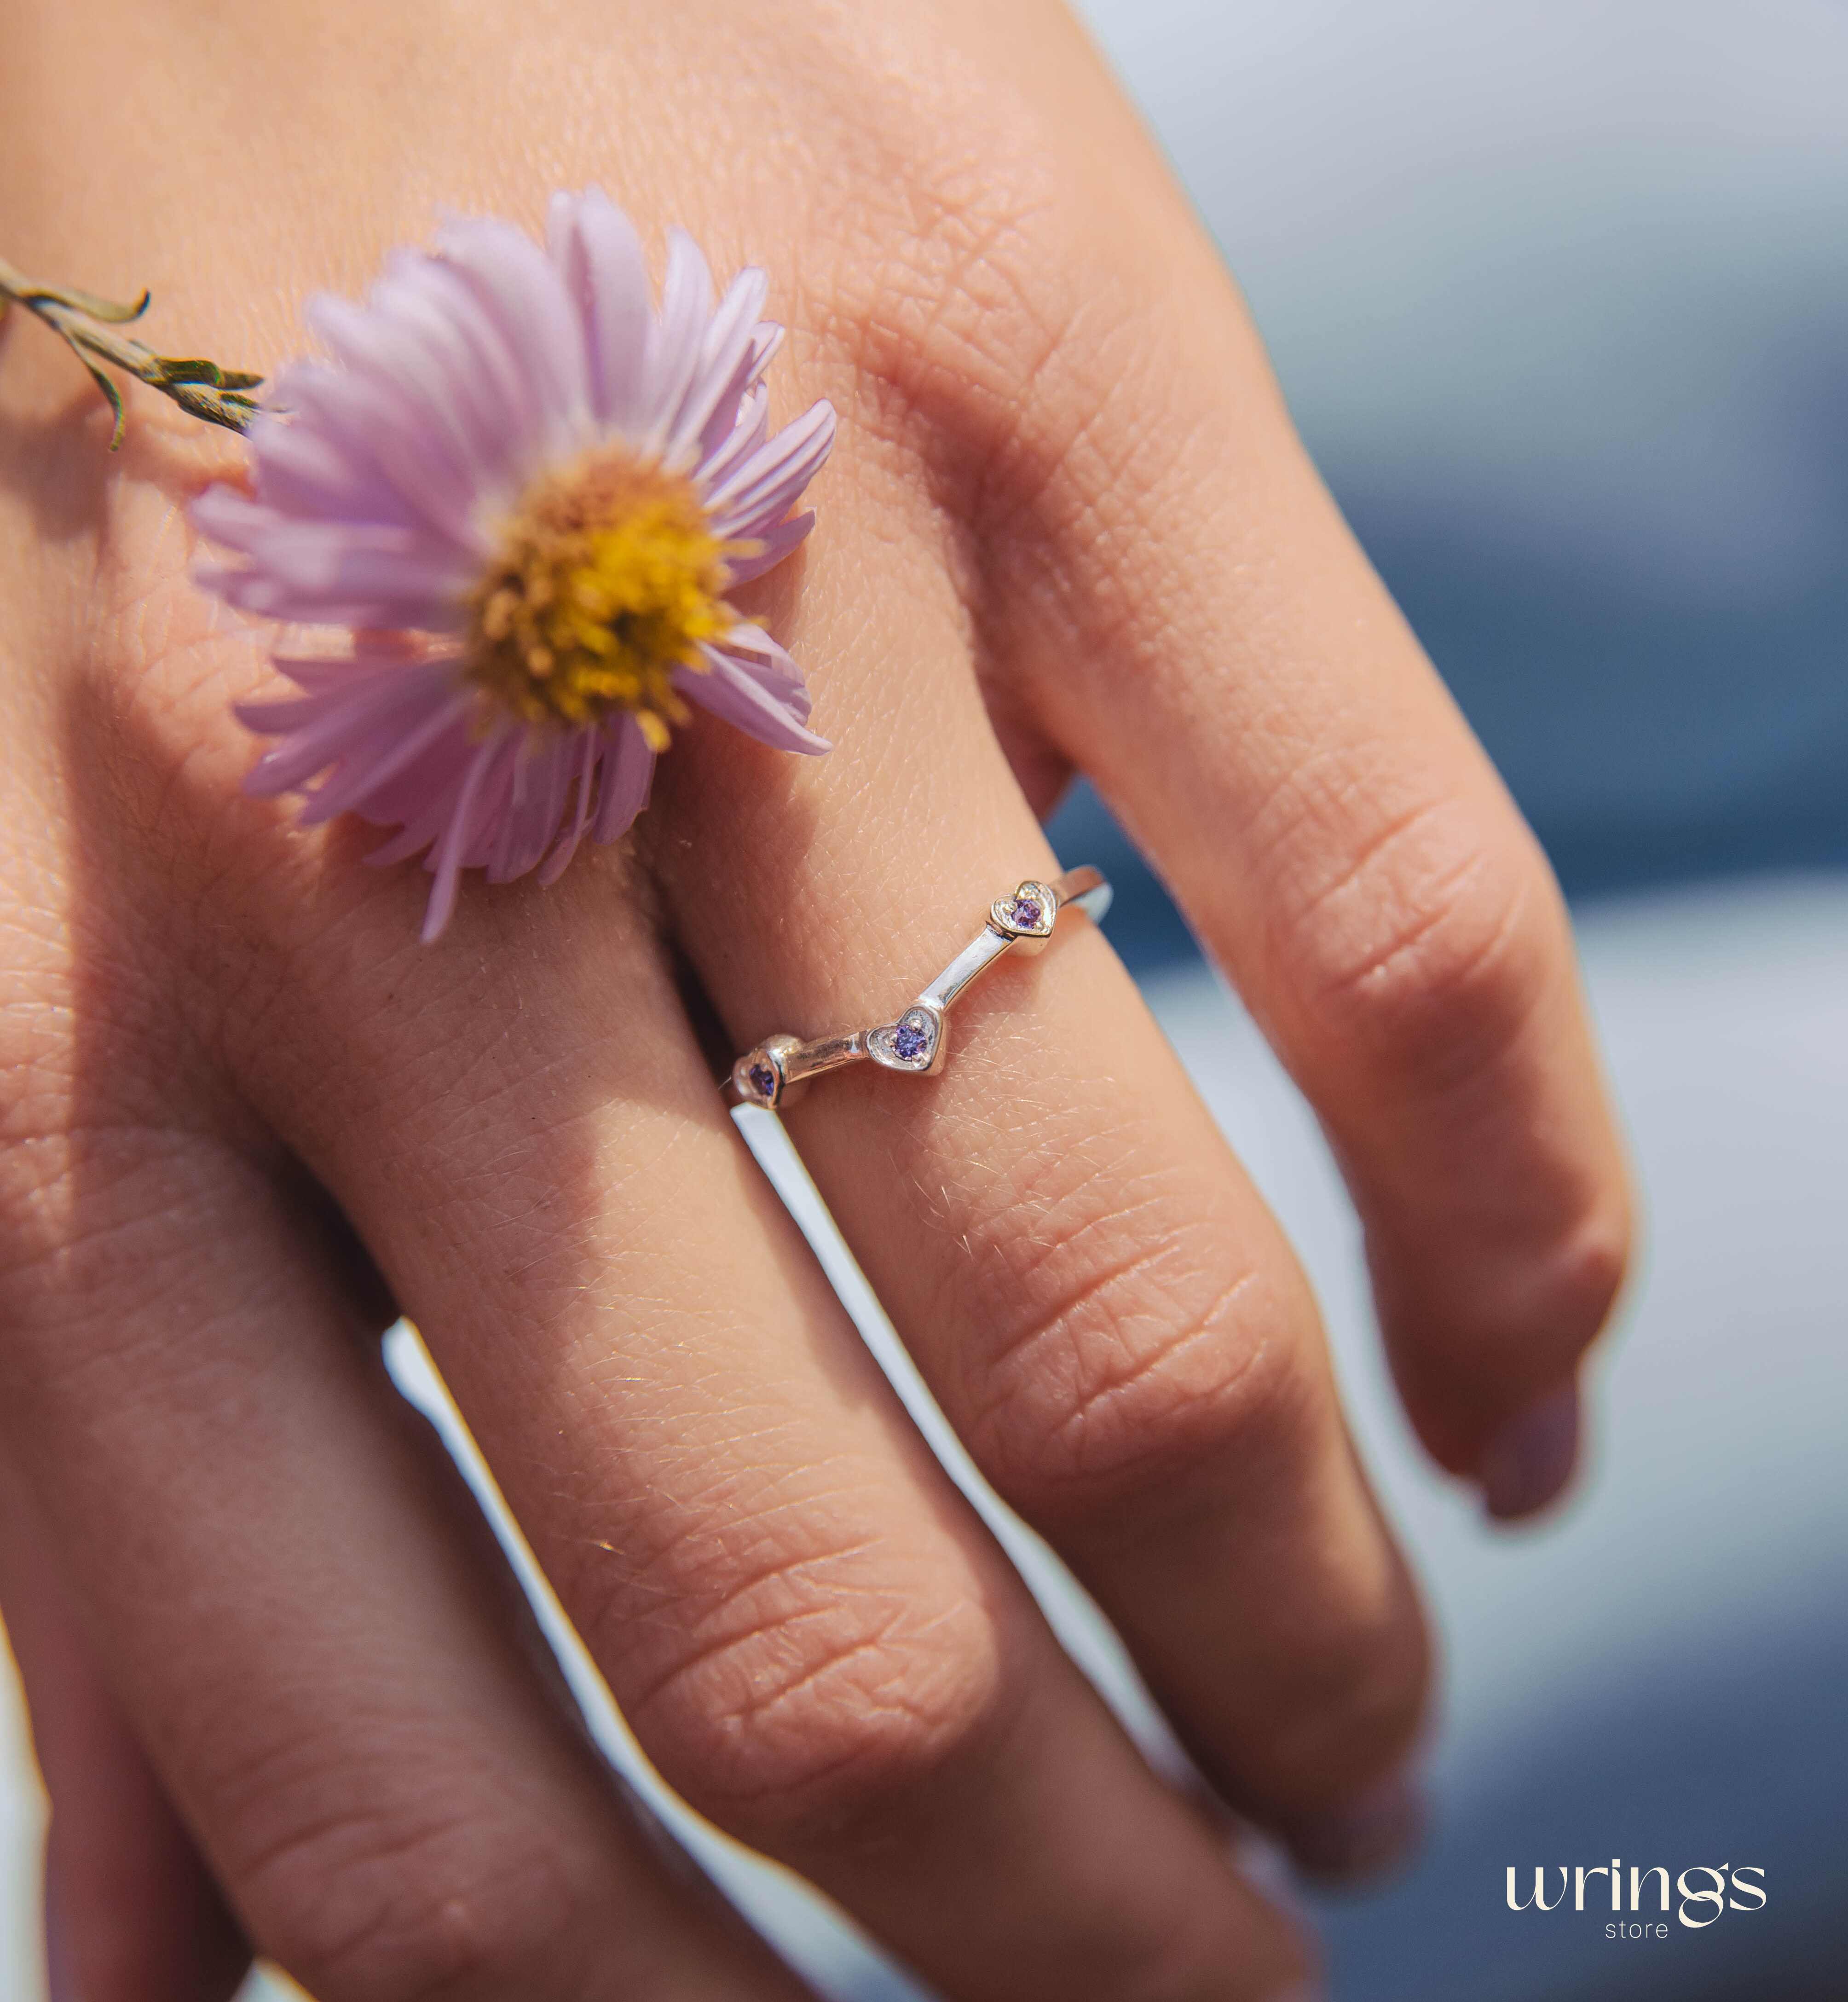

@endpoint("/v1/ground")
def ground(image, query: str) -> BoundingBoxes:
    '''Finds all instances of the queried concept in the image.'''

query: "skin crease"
[0,1,1634,1999]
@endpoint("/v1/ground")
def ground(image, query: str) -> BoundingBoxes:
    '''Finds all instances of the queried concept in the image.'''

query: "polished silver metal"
[728,866,1111,1109]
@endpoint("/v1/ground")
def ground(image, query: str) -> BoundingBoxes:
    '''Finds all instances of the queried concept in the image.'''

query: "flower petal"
[298,252,558,534]
[462,738,520,873]
[485,730,578,882]
[667,264,769,467]
[234,684,370,739]
[548,187,654,435]
[435,215,590,453]
[299,684,478,827]
[703,399,837,540]
[194,491,474,630]
[680,644,830,754]
[698,385,770,492]
[362,729,483,863]
[386,252,555,498]
[538,727,602,885]
[300,300,495,551]
[237,657,464,800]
[741,322,785,395]
[723,509,815,586]
[363,258,527,494]
[698,320,783,463]
[243,405,424,533]
[641,228,715,451]
[592,716,655,842]
[713,623,810,706]
[270,640,427,692]
[422,730,514,942]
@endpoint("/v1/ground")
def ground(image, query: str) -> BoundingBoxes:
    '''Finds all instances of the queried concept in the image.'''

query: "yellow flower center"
[466,452,732,749]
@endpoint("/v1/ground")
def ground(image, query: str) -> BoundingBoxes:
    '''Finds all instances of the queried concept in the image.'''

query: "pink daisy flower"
[193,187,834,941]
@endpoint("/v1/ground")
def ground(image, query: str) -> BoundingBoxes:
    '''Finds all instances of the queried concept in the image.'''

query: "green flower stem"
[0,253,262,448]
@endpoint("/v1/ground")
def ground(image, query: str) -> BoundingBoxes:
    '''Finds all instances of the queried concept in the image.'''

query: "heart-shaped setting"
[990,880,1058,941]
[733,1037,800,1107]
[867,1005,944,1074]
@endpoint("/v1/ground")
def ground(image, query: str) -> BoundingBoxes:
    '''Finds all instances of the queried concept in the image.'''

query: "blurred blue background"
[1060,0,1848,966]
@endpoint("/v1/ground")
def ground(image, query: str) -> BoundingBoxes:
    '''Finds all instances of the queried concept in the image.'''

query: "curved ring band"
[728,865,1113,1109]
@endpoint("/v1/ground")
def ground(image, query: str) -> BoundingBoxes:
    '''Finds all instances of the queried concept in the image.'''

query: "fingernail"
[44,1847,75,2002]
[1286,1771,1426,1883]
[1479,1382,1581,1521]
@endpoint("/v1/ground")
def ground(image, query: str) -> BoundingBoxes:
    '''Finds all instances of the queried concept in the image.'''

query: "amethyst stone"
[747,1060,777,1099]
[1006,896,1045,930]
[892,1017,929,1063]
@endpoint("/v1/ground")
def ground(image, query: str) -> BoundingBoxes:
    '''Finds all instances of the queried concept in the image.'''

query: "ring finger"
[648,457,1432,1861]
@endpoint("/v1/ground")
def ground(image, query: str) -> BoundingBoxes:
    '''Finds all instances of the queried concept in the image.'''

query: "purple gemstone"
[747,1060,777,1099]
[1007,896,1044,930]
[892,1018,929,1062]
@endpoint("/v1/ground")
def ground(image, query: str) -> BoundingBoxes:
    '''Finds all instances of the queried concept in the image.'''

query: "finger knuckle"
[1278,794,1562,1094]
[826,167,1069,403]
[1260,1591,1432,1809]
[1470,1198,1634,1398]
[959,1154,1314,1530]
[613,1536,1007,1851]
[0,1122,248,1403]
[234,1782,593,2002]
[1547,1202,1633,1346]
[0,909,252,1348]
[802,73,1087,450]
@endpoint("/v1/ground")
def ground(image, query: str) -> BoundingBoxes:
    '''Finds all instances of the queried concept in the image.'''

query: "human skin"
[0,1,1632,1997]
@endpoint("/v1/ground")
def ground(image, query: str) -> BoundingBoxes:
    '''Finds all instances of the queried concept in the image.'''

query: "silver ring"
[728,866,1113,1108]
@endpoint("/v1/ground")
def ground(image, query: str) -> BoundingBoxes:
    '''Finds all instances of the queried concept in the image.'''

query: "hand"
[0,2,1631,1997]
